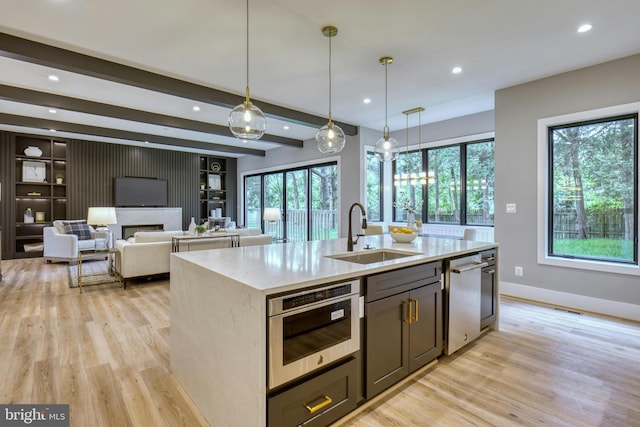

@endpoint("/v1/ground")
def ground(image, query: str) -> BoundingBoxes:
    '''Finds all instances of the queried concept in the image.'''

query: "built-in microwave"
[267,279,360,390]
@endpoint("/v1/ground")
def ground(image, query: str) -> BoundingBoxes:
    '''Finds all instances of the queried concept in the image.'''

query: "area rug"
[67,259,114,288]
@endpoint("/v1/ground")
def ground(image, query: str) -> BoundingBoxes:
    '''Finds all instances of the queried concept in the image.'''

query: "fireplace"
[121,224,163,240]
[107,207,182,241]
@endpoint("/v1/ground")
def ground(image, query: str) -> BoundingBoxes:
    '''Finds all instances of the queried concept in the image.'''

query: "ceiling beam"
[0,85,303,148]
[0,32,359,136]
[0,113,266,156]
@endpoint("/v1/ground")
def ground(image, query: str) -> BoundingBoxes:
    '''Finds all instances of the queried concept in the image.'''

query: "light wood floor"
[1,258,639,427]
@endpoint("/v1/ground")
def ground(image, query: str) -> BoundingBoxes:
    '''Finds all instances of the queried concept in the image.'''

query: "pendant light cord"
[384,60,389,137]
[245,0,250,102]
[328,32,333,123]
[405,113,409,154]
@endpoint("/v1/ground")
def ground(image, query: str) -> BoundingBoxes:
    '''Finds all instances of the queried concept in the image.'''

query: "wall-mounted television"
[113,177,168,207]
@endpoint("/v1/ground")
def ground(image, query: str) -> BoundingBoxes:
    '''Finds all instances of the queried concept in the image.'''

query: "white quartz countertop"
[172,235,497,295]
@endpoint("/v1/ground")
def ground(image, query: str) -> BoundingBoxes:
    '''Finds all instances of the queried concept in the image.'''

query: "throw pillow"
[52,220,66,234]
[62,220,92,240]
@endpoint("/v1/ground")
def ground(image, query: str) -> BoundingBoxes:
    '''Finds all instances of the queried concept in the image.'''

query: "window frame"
[243,160,339,242]
[537,102,640,275]
[366,150,384,222]
[390,138,494,226]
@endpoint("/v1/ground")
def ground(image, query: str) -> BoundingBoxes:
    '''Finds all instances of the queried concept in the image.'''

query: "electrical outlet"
[506,203,517,213]
[515,266,523,276]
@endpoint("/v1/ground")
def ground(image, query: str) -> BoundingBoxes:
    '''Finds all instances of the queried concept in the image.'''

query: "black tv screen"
[113,177,168,207]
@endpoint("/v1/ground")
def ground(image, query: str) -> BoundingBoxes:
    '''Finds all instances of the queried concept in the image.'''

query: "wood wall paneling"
[0,130,237,258]
[67,140,203,230]
[1,131,14,259]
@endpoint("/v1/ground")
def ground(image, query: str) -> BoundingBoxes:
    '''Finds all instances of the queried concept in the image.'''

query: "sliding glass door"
[244,162,338,242]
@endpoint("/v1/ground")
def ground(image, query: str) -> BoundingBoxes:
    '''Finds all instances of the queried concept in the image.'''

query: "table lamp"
[87,207,117,249]
[263,208,282,241]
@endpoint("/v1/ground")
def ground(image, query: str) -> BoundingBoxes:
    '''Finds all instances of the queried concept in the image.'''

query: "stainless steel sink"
[326,249,418,265]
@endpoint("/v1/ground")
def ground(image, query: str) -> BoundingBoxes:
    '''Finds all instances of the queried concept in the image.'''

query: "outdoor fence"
[553,209,631,240]
[247,208,338,242]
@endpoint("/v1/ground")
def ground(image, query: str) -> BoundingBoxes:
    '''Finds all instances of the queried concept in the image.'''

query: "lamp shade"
[263,207,282,222]
[87,207,117,226]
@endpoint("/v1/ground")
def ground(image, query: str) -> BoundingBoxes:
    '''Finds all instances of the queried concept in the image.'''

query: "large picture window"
[386,139,495,225]
[548,114,637,264]
[366,152,383,222]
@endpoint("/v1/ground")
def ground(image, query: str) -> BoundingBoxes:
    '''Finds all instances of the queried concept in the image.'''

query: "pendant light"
[228,0,266,140]
[374,56,399,162]
[316,26,346,154]
[394,107,427,186]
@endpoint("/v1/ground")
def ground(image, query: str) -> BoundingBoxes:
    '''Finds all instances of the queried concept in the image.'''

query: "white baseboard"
[500,281,640,322]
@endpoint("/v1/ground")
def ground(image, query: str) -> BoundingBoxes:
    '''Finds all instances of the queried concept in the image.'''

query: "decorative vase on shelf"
[24,208,34,223]
[188,217,196,236]
[24,146,42,157]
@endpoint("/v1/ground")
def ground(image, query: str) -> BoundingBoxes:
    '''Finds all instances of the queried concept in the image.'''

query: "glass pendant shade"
[374,133,399,162]
[316,25,345,154]
[376,56,397,162]
[228,0,265,141]
[228,100,266,140]
[316,122,346,154]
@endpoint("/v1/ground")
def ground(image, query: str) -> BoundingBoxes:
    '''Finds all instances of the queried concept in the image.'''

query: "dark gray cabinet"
[480,249,497,329]
[267,357,358,427]
[365,262,442,398]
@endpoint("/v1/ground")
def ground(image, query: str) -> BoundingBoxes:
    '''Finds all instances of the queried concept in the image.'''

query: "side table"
[77,248,121,293]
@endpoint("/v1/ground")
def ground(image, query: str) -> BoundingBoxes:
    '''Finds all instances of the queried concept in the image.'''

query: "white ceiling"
[1,0,640,157]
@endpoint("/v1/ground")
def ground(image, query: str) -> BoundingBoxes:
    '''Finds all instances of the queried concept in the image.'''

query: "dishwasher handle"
[450,261,488,274]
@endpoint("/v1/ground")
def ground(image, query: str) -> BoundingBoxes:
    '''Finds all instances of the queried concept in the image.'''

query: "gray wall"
[495,53,640,306]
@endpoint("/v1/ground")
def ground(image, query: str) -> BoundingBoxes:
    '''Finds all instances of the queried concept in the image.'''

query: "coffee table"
[171,232,240,252]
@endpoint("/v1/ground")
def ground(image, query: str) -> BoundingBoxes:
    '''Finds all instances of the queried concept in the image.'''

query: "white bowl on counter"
[390,231,418,243]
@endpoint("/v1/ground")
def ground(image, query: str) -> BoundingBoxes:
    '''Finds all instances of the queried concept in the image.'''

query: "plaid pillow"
[62,220,92,240]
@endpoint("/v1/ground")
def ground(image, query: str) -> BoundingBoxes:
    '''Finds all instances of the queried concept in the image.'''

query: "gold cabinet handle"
[305,395,333,413]
[414,299,419,322]
[404,300,412,324]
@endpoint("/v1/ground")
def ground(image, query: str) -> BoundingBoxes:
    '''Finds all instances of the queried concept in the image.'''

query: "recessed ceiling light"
[192,105,200,112]
[283,125,290,130]
[48,109,57,114]
[49,129,56,132]
[452,66,462,74]
[48,74,59,81]
[363,98,371,104]
[577,23,592,33]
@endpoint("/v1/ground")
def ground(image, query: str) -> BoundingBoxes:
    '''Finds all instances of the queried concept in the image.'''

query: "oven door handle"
[305,395,333,414]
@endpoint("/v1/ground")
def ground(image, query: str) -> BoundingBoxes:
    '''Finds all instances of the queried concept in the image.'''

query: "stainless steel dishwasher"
[445,253,488,355]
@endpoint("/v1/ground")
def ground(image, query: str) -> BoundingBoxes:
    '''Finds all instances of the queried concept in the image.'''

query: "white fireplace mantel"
[107,207,183,241]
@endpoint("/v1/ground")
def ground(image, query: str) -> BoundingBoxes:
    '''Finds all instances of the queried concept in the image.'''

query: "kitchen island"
[170,235,498,427]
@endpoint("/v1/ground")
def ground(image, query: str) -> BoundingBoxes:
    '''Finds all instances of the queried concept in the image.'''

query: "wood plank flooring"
[1,257,639,427]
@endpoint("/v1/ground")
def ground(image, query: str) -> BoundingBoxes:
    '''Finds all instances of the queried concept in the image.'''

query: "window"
[380,139,495,225]
[538,103,640,275]
[244,162,338,242]
[466,141,495,226]
[366,152,383,222]
[244,175,262,228]
[427,145,461,223]
[548,114,637,264]
[393,150,424,222]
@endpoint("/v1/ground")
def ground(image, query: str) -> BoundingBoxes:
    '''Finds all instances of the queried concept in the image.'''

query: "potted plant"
[195,225,207,236]
[55,173,65,184]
